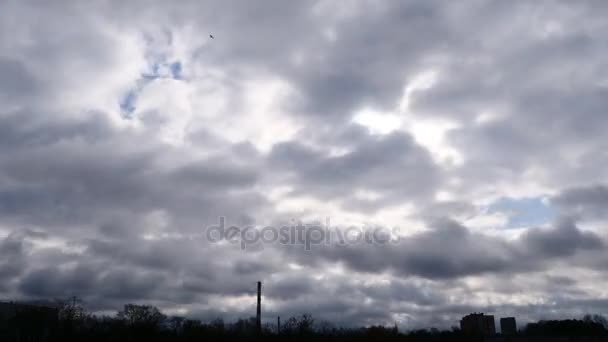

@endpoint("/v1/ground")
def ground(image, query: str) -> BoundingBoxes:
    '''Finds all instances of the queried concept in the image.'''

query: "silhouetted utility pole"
[256,281,262,333]
[277,316,281,334]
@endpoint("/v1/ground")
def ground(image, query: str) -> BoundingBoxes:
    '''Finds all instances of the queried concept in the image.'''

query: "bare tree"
[117,304,166,329]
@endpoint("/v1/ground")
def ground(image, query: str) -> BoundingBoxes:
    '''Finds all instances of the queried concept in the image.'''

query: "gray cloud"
[269,128,440,211]
[522,217,604,258]
[0,236,26,288]
[289,218,605,280]
[553,184,608,220]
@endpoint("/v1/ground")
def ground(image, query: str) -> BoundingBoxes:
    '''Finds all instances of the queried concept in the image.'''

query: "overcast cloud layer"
[2,0,608,330]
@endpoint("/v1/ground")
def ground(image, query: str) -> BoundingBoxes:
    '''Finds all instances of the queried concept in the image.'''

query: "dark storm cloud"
[0,235,26,287]
[360,280,446,307]
[421,200,476,221]
[0,110,268,233]
[170,159,259,189]
[292,218,605,280]
[81,232,289,304]
[10,231,285,310]
[301,218,514,279]
[553,184,608,220]
[19,266,98,298]
[0,58,39,97]
[19,264,168,304]
[286,1,452,119]
[269,128,440,211]
[265,275,316,300]
[0,110,114,150]
[522,217,603,258]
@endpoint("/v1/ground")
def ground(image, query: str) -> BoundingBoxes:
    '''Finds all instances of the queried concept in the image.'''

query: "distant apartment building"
[460,313,496,335]
[500,317,517,335]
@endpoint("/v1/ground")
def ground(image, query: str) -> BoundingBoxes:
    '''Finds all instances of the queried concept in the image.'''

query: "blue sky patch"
[119,60,183,116]
[119,90,137,117]
[170,61,182,79]
[141,60,183,80]
[487,196,555,228]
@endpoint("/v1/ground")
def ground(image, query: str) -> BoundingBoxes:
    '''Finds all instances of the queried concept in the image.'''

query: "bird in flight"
[209,34,214,39]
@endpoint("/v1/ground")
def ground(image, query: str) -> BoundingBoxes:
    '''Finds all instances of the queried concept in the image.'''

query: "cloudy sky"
[2,0,608,330]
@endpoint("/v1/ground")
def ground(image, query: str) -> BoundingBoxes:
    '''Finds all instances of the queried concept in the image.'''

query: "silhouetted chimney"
[256,281,262,333]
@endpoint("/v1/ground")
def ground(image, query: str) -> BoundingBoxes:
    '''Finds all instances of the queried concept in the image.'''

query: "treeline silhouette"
[3,298,608,341]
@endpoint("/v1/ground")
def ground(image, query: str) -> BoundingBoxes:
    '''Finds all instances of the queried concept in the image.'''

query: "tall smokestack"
[256,281,262,333]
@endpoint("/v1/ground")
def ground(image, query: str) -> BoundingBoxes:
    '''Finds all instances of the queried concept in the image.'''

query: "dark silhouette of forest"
[2,298,608,341]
